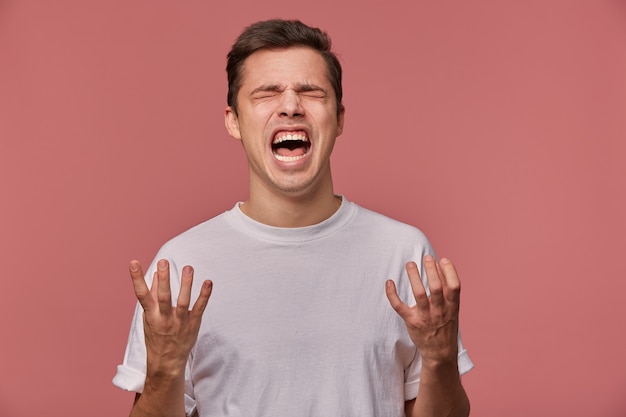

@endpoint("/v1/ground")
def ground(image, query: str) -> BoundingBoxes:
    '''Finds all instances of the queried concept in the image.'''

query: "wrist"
[420,355,459,378]
[142,370,186,401]
[146,360,186,383]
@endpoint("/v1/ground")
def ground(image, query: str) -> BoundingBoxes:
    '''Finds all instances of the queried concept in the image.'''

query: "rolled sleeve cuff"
[112,365,197,417]
[112,365,146,393]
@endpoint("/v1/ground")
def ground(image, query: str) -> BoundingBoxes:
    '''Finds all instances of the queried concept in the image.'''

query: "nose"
[279,90,304,118]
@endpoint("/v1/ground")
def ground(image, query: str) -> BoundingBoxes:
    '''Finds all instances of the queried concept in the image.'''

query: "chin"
[271,177,320,195]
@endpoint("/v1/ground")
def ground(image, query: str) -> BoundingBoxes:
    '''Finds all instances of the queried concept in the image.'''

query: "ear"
[224,106,242,140]
[336,104,346,137]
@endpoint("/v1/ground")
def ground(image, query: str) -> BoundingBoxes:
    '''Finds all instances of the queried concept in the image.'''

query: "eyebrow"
[250,83,327,96]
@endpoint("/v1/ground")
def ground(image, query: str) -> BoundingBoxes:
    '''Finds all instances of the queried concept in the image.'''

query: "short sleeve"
[112,256,197,416]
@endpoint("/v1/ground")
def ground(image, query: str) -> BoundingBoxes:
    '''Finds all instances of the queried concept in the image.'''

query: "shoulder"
[157,208,233,255]
[346,201,432,249]
[351,203,428,237]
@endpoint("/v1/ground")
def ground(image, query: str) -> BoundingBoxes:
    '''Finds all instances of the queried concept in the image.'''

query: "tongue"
[275,146,306,157]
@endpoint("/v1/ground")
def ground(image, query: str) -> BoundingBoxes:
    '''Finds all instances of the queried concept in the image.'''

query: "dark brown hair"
[226,19,343,115]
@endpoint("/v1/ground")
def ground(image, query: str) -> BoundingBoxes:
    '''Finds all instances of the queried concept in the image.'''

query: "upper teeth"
[273,133,308,144]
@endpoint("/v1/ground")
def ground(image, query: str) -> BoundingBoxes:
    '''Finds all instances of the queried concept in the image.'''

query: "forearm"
[406,358,470,417]
[130,371,187,417]
[126,260,211,417]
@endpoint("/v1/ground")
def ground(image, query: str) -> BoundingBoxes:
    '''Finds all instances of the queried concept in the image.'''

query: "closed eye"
[253,92,280,100]
[300,91,326,99]
[250,85,283,100]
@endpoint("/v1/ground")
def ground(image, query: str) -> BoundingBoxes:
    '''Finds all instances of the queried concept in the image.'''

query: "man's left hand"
[385,255,461,365]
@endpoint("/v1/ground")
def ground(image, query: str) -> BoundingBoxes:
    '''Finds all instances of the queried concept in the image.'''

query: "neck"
[240,182,341,228]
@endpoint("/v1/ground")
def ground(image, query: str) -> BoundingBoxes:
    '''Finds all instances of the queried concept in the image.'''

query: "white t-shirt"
[113,198,473,417]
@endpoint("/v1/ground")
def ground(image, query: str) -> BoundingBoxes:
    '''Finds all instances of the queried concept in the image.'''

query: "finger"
[423,255,444,307]
[176,266,194,316]
[405,262,430,312]
[156,259,173,315]
[385,280,412,318]
[434,260,449,298]
[190,280,213,320]
[129,260,154,312]
[439,258,461,304]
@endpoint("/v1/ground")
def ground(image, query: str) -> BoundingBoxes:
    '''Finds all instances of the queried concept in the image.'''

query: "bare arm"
[386,256,470,417]
[128,259,212,417]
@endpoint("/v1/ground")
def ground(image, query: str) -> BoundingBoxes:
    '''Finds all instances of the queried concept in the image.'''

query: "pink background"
[1,1,625,416]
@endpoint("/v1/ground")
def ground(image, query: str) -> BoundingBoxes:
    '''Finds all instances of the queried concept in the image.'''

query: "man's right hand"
[129,259,212,417]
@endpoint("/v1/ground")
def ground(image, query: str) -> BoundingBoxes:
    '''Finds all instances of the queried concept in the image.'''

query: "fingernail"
[441,258,450,264]
[129,262,138,272]
[183,265,193,274]
[157,259,167,270]
[424,255,434,262]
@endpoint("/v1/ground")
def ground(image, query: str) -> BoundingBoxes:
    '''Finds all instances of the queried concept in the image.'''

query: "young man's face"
[225,47,344,199]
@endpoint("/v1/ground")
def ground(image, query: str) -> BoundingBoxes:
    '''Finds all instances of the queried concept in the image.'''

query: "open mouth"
[271,131,311,162]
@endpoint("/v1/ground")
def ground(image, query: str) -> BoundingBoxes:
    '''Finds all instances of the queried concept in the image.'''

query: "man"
[113,19,473,417]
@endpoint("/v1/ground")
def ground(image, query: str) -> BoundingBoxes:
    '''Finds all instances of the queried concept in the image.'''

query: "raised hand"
[129,259,213,380]
[385,255,460,364]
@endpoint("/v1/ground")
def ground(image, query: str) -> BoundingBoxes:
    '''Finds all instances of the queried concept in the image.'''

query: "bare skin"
[386,255,470,417]
[126,46,469,417]
[128,260,212,417]
[224,47,344,228]
[130,255,469,417]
